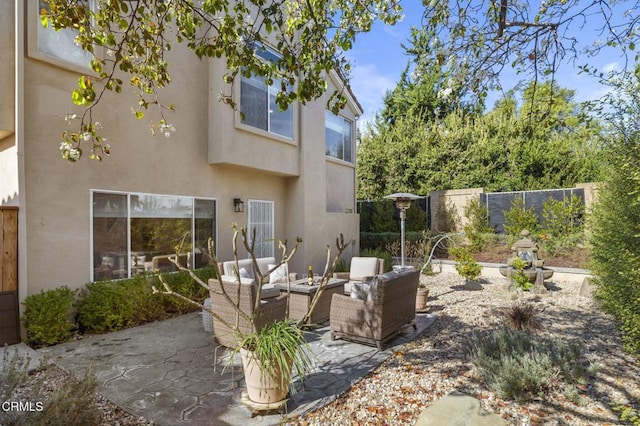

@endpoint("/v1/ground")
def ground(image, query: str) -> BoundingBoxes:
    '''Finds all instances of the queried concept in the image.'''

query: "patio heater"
[384,192,422,269]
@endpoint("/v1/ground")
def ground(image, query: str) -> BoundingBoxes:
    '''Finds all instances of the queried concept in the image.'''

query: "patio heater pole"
[400,207,406,267]
[384,193,422,270]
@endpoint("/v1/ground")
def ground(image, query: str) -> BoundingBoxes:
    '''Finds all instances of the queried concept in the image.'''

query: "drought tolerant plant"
[21,287,76,347]
[511,257,534,291]
[504,302,542,331]
[503,197,539,241]
[466,328,594,402]
[30,370,102,426]
[463,197,494,252]
[612,403,640,426]
[540,195,585,256]
[449,246,482,283]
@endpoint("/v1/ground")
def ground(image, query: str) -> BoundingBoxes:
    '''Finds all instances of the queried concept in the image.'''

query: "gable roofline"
[328,69,364,117]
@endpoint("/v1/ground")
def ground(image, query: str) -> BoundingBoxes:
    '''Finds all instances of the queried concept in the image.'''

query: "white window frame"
[90,190,217,281]
[28,0,95,71]
[247,199,275,258]
[325,111,354,163]
[238,44,295,141]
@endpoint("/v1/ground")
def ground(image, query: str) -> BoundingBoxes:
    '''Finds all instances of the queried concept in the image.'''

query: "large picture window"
[91,191,216,281]
[325,111,353,162]
[240,45,293,139]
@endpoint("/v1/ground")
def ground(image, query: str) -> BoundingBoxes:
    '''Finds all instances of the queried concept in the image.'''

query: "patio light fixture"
[233,198,244,213]
[384,192,422,268]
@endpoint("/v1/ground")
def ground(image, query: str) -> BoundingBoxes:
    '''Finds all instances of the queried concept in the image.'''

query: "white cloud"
[602,62,620,73]
[349,63,396,120]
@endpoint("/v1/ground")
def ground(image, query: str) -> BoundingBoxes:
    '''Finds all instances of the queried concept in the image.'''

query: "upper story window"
[35,0,93,69]
[240,45,294,139]
[325,111,353,163]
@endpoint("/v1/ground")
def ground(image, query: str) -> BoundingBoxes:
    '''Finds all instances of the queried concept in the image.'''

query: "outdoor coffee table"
[274,278,347,325]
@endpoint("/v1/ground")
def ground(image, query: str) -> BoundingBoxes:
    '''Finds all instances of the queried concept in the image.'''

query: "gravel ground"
[3,273,638,425]
[294,273,640,426]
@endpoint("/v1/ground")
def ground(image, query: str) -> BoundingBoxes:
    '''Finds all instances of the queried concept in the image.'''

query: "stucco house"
[0,2,361,342]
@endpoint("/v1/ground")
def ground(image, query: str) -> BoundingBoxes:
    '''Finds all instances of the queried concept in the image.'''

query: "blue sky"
[347,1,625,125]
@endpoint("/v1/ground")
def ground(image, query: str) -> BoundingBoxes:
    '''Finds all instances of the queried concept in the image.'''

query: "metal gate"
[1,207,19,345]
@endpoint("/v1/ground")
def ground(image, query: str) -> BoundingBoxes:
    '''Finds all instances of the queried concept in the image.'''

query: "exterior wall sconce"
[384,192,423,268]
[233,198,244,213]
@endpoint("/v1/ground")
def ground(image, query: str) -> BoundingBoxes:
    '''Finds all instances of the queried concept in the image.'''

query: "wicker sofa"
[208,277,287,348]
[329,268,419,350]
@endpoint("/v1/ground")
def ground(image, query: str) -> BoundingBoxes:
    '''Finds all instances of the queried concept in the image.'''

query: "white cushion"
[350,282,371,300]
[349,257,380,281]
[220,275,254,285]
[268,263,288,284]
[239,268,251,279]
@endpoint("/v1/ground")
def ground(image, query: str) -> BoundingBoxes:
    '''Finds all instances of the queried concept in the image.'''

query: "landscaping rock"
[415,391,506,426]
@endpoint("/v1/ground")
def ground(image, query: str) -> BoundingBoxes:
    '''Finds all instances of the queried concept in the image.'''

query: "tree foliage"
[420,0,640,105]
[588,65,640,356]
[41,0,402,161]
[357,81,603,200]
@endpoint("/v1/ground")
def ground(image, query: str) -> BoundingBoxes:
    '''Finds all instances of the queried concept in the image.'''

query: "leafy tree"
[357,80,603,199]
[588,65,640,356]
[420,0,640,106]
[41,0,402,161]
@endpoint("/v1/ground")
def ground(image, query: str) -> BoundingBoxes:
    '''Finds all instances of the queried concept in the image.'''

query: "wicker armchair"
[329,269,419,350]
[208,278,287,348]
[334,256,385,294]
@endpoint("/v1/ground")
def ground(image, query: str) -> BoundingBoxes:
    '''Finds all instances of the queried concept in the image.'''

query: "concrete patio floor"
[32,312,436,425]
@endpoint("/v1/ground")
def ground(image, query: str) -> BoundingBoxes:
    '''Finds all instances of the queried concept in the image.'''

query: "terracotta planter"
[415,287,429,311]
[240,348,290,404]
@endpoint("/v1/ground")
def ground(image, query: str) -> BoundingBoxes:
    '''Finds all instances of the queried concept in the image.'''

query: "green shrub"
[466,328,593,402]
[613,403,640,425]
[589,139,640,356]
[463,198,494,252]
[449,246,482,283]
[360,248,393,272]
[511,257,534,291]
[503,197,539,240]
[77,268,214,334]
[152,267,212,314]
[22,287,76,347]
[540,195,585,256]
[76,275,150,333]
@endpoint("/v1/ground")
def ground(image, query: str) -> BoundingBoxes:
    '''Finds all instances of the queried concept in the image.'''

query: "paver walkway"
[36,312,436,425]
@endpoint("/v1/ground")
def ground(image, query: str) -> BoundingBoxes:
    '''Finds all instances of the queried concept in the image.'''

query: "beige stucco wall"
[7,2,360,298]
[430,187,484,232]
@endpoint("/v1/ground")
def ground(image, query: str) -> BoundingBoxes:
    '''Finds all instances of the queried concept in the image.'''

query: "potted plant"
[153,223,349,407]
[415,282,429,311]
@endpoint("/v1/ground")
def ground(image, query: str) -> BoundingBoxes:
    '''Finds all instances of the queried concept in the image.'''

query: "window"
[91,191,216,280]
[36,0,93,68]
[325,111,353,162]
[247,200,274,258]
[240,45,293,139]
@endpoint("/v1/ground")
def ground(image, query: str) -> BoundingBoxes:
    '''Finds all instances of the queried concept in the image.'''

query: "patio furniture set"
[208,256,421,351]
